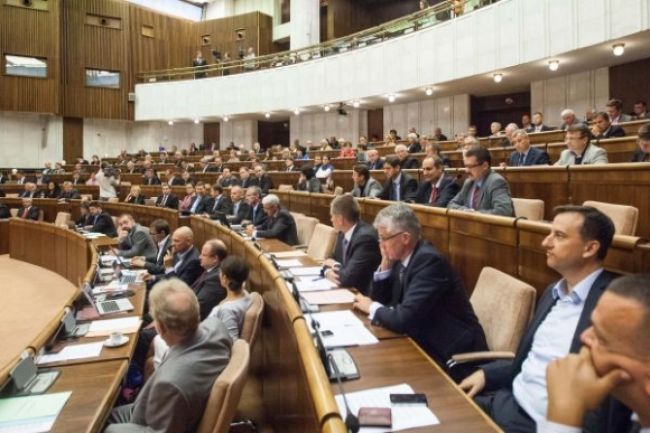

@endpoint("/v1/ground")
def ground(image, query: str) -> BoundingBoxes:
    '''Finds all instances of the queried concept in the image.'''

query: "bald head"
[171,226,194,254]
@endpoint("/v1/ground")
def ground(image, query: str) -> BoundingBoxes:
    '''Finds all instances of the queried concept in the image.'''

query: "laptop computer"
[80,282,134,316]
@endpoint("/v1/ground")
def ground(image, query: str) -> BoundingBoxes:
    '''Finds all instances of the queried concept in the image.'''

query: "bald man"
[143,226,202,288]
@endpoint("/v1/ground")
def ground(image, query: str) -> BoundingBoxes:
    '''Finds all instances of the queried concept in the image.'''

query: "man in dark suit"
[541,274,649,433]
[131,219,172,275]
[630,123,650,162]
[16,198,40,220]
[57,181,81,200]
[105,281,231,433]
[529,112,554,132]
[353,203,487,377]
[143,168,161,186]
[205,184,233,219]
[415,156,460,207]
[395,144,420,169]
[187,182,211,214]
[144,226,203,288]
[191,239,228,320]
[244,186,267,226]
[155,184,179,209]
[284,157,298,172]
[87,201,117,237]
[323,195,381,295]
[406,133,422,153]
[459,206,620,433]
[115,214,158,261]
[253,165,274,195]
[366,149,385,170]
[448,146,514,216]
[245,194,298,246]
[19,182,41,199]
[593,112,626,139]
[351,165,382,198]
[238,167,259,189]
[377,157,418,202]
[507,130,551,166]
[433,127,448,142]
[217,168,241,188]
[226,186,250,225]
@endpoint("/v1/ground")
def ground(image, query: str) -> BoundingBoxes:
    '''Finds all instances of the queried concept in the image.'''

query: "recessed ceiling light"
[193,119,200,124]
[493,73,503,83]
[265,112,271,119]
[425,88,433,96]
[387,94,396,103]
[612,43,625,56]
[548,60,559,71]
[223,116,229,122]
[323,105,330,112]
[168,120,174,126]
[293,108,300,115]
[352,100,360,108]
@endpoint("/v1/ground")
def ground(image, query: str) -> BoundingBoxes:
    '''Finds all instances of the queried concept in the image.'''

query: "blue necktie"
[394,183,400,201]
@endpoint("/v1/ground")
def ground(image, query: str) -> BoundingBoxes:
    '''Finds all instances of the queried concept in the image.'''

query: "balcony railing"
[136,0,499,83]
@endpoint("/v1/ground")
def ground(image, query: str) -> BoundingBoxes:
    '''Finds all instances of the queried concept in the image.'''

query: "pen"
[312,277,323,281]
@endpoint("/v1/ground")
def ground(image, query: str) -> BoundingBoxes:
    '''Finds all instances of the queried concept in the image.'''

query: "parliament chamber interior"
[1,0,650,432]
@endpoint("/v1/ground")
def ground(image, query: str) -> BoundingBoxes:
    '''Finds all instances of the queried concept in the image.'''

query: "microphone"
[328,352,360,433]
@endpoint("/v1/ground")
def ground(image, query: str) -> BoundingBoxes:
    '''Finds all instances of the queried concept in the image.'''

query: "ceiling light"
[548,60,559,71]
[293,108,300,115]
[193,119,200,124]
[387,94,396,103]
[352,100,360,108]
[493,73,503,83]
[223,116,229,122]
[265,112,271,119]
[612,43,625,56]
[167,120,174,126]
[425,87,433,96]
[323,105,330,112]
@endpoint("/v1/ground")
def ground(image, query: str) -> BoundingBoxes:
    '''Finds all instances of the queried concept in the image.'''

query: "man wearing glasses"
[353,203,487,380]
[631,123,650,162]
[448,145,514,216]
[555,124,608,166]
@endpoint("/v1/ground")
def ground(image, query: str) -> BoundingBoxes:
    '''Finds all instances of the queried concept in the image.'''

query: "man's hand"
[458,369,486,398]
[322,258,338,269]
[245,225,254,237]
[378,241,394,272]
[546,347,630,426]
[324,268,340,286]
[142,272,153,282]
[353,293,373,314]
[130,256,145,268]
[163,252,173,268]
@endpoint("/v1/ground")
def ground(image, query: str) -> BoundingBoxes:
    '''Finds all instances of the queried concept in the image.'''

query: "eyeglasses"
[378,231,405,242]
[422,166,434,171]
[464,162,482,169]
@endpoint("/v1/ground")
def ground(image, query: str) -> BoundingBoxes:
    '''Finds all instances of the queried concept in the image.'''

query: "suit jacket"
[246,203,267,226]
[378,173,419,202]
[91,212,117,237]
[351,178,383,198]
[448,170,514,216]
[155,194,179,210]
[240,177,259,189]
[415,174,460,207]
[508,147,551,166]
[595,125,625,139]
[631,148,650,162]
[555,143,608,166]
[143,176,161,186]
[331,221,381,294]
[0,204,9,219]
[371,240,487,366]
[118,224,158,260]
[258,175,274,194]
[407,142,422,153]
[188,195,211,214]
[58,189,81,200]
[105,317,231,433]
[611,113,633,124]
[480,271,630,433]
[191,267,226,320]
[168,177,185,186]
[19,190,41,199]
[228,200,250,224]
[255,208,298,246]
[400,157,420,169]
[527,124,553,133]
[208,195,233,218]
[158,247,203,288]
[296,177,321,193]
[144,235,172,275]
[125,195,146,205]
[367,159,385,170]
[219,177,241,188]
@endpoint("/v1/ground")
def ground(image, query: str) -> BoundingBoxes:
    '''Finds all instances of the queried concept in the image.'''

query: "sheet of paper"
[302,289,355,305]
[92,281,129,295]
[37,342,104,365]
[335,383,439,433]
[271,250,307,258]
[308,310,378,347]
[0,391,71,433]
[295,278,337,292]
[275,259,304,268]
[289,266,323,277]
[86,316,141,337]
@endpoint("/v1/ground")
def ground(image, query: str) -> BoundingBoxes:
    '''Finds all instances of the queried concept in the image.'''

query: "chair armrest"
[446,351,515,368]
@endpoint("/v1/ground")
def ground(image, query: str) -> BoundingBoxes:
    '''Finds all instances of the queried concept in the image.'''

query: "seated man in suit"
[238,166,259,189]
[87,201,117,237]
[178,183,196,213]
[633,100,649,119]
[559,108,587,131]
[353,203,487,378]
[253,164,274,195]
[631,123,650,162]
[244,186,267,227]
[555,124,608,166]
[459,205,619,433]
[593,112,626,139]
[529,111,554,132]
[226,185,250,225]
[206,184,233,219]
[16,197,40,220]
[415,156,460,207]
[395,144,420,169]
[245,194,298,246]
[323,195,381,295]
[131,219,172,275]
[217,168,240,188]
[365,149,384,170]
[155,184,180,209]
[19,182,41,199]
[377,157,418,202]
[541,274,649,433]
[143,226,203,288]
[114,214,158,261]
[57,181,81,200]
[285,157,298,172]
[448,146,514,216]
[606,98,633,124]
[105,278,231,433]
[190,239,229,320]
[351,164,382,198]
[507,130,551,166]
[186,182,211,215]
[142,168,161,186]
[296,166,321,193]
[406,133,422,153]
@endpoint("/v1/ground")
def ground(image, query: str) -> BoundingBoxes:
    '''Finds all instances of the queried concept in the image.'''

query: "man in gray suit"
[351,165,382,198]
[115,214,158,261]
[555,124,608,166]
[105,278,231,433]
[448,146,514,216]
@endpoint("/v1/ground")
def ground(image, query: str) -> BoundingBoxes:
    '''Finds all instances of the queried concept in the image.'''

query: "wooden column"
[63,117,83,162]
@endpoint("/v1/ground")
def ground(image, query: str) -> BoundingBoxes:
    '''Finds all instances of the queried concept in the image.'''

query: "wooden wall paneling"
[63,117,83,162]
[203,122,220,148]
[310,193,334,226]
[609,57,650,115]
[54,225,68,278]
[288,191,311,215]
[501,166,569,221]
[413,204,449,256]
[0,0,61,113]
[0,220,8,255]
[257,12,273,56]
[447,211,518,294]
[63,0,131,120]
[367,108,384,142]
[8,218,27,262]
[635,243,650,274]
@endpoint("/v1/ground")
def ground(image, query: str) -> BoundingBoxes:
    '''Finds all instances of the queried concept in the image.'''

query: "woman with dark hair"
[212,256,253,341]
[44,181,61,198]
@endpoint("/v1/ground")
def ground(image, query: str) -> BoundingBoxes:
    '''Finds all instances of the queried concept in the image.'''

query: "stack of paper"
[335,383,439,433]
[290,267,323,277]
[307,310,378,347]
[302,289,355,305]
[0,391,71,433]
[37,342,104,365]
[295,278,337,292]
[86,317,141,337]
[272,250,307,258]
[275,259,304,268]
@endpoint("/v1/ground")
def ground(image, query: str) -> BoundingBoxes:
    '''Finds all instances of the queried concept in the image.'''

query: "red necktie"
[471,185,480,210]
[22,207,29,218]
[429,186,438,205]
